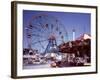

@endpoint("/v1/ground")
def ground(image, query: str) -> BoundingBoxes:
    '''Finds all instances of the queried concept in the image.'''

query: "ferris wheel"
[25,14,68,54]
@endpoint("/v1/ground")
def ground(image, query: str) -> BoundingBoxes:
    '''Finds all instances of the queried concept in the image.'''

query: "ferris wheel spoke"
[26,26,47,38]
[37,21,49,33]
[38,41,45,49]
[32,33,46,38]
[32,39,48,45]
[28,24,43,33]
[29,24,48,35]
[36,23,51,38]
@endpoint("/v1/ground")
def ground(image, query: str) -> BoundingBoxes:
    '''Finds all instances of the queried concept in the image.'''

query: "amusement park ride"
[23,14,91,68]
[25,14,68,55]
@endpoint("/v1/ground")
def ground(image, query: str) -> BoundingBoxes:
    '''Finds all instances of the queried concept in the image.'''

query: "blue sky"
[23,10,91,52]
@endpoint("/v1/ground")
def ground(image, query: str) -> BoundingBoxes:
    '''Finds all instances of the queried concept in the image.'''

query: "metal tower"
[44,35,59,55]
[72,29,75,41]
